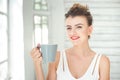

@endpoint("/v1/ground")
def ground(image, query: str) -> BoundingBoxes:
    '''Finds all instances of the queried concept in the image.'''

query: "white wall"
[48,0,65,50]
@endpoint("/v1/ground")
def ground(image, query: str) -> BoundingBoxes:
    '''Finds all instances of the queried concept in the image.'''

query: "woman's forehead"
[65,16,88,25]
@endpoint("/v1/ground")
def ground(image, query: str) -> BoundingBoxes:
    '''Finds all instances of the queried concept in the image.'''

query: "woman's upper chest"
[66,52,96,79]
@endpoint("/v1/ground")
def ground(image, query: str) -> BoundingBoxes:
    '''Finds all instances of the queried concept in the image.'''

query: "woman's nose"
[70,29,77,35]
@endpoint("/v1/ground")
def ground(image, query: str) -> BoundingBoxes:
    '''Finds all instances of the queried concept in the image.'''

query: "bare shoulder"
[100,55,110,66]
[55,51,61,69]
[55,51,61,61]
[99,54,110,80]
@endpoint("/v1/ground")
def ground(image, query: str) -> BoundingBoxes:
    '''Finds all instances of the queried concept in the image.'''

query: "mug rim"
[40,44,57,46]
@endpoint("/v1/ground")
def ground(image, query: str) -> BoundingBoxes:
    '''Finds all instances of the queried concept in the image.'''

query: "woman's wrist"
[34,61,42,66]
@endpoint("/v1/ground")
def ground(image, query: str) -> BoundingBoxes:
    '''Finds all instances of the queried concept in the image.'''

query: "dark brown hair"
[65,3,93,26]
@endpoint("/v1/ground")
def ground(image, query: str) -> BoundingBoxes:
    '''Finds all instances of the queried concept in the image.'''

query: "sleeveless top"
[56,50,102,80]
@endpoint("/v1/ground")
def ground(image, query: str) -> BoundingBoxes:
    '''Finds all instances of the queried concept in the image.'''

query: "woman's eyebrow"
[65,23,83,27]
[75,23,83,26]
[65,25,72,27]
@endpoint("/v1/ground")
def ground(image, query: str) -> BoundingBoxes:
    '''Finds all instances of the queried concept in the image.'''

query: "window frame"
[33,0,50,45]
[0,0,9,79]
[0,0,8,65]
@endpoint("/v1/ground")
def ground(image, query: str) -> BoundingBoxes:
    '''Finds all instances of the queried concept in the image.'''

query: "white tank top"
[56,50,102,80]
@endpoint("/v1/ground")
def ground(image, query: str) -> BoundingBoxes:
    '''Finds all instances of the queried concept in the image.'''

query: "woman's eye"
[67,27,72,30]
[77,26,82,28]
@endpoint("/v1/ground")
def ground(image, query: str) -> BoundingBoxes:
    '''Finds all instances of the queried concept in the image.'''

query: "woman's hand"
[30,44,42,64]
[30,44,45,80]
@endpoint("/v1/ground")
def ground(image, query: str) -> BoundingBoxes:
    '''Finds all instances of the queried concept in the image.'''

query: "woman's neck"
[71,43,93,56]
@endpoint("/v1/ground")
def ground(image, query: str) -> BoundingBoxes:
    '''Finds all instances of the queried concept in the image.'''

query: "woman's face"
[65,16,92,46]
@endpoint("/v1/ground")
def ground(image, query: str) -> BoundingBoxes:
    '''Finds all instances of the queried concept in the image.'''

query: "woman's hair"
[65,3,93,26]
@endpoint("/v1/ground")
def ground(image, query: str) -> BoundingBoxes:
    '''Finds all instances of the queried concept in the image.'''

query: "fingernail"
[37,43,40,49]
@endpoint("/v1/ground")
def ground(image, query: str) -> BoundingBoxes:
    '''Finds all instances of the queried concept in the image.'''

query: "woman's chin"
[73,42,80,46]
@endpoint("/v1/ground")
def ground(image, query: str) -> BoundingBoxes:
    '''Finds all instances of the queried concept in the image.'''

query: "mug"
[40,44,57,62]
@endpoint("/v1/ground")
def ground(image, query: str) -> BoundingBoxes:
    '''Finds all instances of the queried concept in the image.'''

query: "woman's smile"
[71,36,80,40]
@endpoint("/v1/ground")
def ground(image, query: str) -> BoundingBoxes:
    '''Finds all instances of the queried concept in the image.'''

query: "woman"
[31,3,110,80]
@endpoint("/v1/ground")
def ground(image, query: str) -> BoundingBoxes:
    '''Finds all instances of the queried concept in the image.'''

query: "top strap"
[92,54,102,75]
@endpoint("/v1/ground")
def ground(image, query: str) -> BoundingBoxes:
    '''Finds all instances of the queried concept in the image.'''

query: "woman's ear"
[88,25,93,35]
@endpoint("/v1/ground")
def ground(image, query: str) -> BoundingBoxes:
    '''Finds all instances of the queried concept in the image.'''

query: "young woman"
[31,3,110,80]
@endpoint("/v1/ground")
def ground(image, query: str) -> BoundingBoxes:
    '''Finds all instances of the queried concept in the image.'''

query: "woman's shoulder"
[55,49,69,69]
[55,49,67,61]
[56,48,70,55]
[54,51,62,70]
[100,54,110,64]
[98,54,110,79]
[99,54,110,70]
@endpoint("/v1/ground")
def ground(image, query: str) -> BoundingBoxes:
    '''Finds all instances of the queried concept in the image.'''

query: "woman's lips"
[71,36,80,40]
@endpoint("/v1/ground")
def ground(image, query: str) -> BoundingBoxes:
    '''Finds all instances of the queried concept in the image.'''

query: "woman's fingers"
[37,43,40,49]
[32,49,39,57]
[31,48,37,56]
[30,46,43,63]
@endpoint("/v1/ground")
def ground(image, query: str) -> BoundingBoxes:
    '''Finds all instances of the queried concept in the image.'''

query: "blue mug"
[40,44,57,62]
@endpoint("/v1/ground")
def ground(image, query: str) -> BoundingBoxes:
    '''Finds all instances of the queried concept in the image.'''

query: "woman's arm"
[34,62,44,80]
[99,55,110,80]
[30,45,44,80]
[31,45,60,80]
[46,62,56,80]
